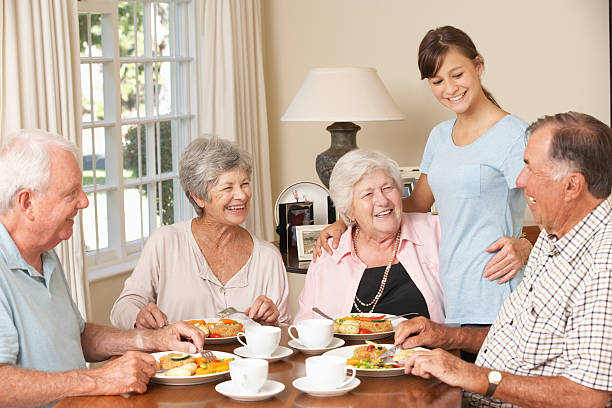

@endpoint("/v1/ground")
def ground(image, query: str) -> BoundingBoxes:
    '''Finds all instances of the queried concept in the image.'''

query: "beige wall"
[89,1,610,324]
[262,0,611,211]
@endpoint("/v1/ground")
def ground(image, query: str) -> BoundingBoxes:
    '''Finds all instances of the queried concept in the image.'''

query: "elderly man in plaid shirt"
[395,112,612,408]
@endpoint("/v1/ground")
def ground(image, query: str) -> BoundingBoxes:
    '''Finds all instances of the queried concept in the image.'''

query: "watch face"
[489,371,502,383]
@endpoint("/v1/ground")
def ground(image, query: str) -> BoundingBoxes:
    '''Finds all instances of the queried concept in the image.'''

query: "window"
[78,0,196,276]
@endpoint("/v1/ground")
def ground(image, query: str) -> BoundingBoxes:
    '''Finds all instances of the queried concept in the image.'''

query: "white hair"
[329,149,402,225]
[550,159,579,181]
[0,129,78,215]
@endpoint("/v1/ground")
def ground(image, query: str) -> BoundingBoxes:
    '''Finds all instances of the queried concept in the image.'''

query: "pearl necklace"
[352,226,401,313]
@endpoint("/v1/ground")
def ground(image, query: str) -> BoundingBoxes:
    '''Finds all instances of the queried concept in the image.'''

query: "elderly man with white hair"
[294,149,445,324]
[0,130,204,408]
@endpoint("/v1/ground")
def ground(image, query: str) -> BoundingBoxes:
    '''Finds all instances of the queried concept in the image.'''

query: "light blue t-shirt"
[420,115,527,324]
[0,222,86,374]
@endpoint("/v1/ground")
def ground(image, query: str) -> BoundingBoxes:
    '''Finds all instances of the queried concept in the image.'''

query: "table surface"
[58,328,461,408]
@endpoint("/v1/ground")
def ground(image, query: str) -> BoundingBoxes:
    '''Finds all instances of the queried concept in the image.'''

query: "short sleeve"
[562,266,612,390]
[0,291,18,364]
[500,133,527,189]
[419,129,438,175]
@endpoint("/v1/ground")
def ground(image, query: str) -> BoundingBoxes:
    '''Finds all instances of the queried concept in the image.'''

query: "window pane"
[135,1,145,56]
[80,64,92,123]
[122,124,148,179]
[124,185,150,242]
[78,14,89,57]
[82,129,94,188]
[92,127,107,184]
[91,63,105,121]
[155,120,173,174]
[154,62,172,115]
[118,1,135,57]
[90,14,103,57]
[83,192,109,252]
[155,2,170,56]
[159,179,175,227]
[120,63,145,119]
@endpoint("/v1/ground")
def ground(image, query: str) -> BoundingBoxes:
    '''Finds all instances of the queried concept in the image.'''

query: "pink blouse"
[294,213,445,323]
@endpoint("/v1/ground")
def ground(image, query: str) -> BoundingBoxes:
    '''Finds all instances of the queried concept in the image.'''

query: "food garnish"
[170,353,190,361]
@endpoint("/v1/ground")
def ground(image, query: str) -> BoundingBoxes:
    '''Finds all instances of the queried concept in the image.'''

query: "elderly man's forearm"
[81,322,155,361]
[475,374,610,408]
[442,325,489,353]
[0,364,99,407]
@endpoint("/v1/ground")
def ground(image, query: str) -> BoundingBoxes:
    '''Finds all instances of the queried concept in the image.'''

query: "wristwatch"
[486,370,502,397]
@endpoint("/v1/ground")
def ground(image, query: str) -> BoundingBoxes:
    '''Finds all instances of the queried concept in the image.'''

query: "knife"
[378,344,401,360]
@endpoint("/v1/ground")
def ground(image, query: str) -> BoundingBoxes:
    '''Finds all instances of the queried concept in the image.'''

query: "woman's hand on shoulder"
[312,219,347,261]
[484,237,533,284]
[246,295,279,325]
[135,302,168,329]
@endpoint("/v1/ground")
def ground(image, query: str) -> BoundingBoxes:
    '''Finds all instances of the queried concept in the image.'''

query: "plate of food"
[333,313,406,340]
[322,342,427,378]
[151,350,240,385]
[186,317,258,344]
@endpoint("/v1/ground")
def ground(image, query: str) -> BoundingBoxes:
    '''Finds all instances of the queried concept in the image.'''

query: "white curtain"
[0,0,91,319]
[197,0,275,241]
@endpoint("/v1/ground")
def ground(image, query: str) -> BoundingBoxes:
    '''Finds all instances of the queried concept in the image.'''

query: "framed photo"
[295,224,328,261]
[276,201,314,253]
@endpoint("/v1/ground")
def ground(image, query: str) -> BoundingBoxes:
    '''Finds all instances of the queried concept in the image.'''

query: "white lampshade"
[281,67,405,122]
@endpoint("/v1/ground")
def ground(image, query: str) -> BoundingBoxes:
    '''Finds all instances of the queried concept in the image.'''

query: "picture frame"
[295,224,328,261]
[276,201,314,253]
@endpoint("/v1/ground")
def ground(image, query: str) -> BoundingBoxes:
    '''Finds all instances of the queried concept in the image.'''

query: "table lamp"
[281,67,405,187]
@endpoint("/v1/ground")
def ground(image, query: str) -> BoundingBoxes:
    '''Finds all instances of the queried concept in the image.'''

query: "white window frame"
[78,0,197,281]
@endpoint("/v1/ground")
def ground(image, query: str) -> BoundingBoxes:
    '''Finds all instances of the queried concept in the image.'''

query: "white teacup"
[305,355,356,390]
[236,326,281,357]
[288,318,333,348]
[229,358,268,394]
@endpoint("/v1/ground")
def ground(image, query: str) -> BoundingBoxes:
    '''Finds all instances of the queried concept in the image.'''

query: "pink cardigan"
[294,213,445,323]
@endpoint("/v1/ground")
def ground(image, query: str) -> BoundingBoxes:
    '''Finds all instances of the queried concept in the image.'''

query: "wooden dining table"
[57,327,462,408]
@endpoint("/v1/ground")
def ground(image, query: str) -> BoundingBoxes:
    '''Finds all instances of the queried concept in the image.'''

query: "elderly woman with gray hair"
[111,137,290,329]
[294,149,445,323]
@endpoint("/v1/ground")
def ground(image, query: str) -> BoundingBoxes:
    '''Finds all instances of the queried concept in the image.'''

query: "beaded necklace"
[352,225,401,313]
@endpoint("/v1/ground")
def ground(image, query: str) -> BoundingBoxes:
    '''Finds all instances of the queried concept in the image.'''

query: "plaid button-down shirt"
[465,196,612,407]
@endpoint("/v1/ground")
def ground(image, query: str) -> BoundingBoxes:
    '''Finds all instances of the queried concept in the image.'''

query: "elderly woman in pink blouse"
[294,149,444,323]
[111,137,290,329]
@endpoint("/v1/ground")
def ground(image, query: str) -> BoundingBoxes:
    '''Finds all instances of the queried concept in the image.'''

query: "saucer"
[292,376,360,397]
[233,345,293,362]
[288,337,345,355]
[215,379,285,401]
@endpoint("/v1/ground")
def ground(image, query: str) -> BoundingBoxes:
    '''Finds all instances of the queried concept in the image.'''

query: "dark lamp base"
[315,121,360,188]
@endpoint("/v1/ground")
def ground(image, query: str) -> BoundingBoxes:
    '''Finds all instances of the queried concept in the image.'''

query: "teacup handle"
[236,332,248,347]
[288,325,300,343]
[338,366,356,389]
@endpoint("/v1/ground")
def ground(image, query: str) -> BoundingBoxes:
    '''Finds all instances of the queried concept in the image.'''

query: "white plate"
[323,344,428,377]
[333,313,406,340]
[215,379,285,401]
[274,181,330,225]
[288,337,345,355]
[233,345,293,362]
[184,317,259,344]
[292,376,360,397]
[151,350,239,385]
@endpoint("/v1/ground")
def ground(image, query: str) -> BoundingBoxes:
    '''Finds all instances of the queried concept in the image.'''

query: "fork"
[217,306,244,318]
[200,350,216,363]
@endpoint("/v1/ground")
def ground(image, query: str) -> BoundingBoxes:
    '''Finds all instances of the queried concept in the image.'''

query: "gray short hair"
[329,149,402,225]
[527,112,612,198]
[0,129,77,215]
[179,137,253,217]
